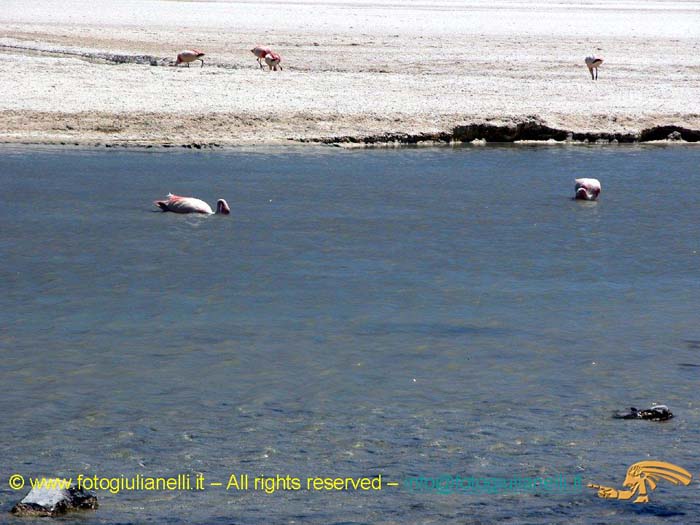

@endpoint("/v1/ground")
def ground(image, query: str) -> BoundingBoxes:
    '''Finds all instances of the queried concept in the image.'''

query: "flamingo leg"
[589,68,594,80]
[595,67,598,80]
[200,59,204,68]
[187,62,190,68]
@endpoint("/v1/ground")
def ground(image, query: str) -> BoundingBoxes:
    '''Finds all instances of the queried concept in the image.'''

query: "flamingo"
[176,49,205,68]
[585,56,603,80]
[154,193,230,214]
[574,178,601,200]
[251,46,272,69]
[251,46,282,70]
[264,52,282,71]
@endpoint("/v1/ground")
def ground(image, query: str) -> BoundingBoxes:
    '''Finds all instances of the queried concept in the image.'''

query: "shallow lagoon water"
[1,145,700,524]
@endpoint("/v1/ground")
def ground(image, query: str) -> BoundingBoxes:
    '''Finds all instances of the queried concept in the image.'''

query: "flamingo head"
[575,185,601,200]
[575,187,591,200]
[216,199,231,215]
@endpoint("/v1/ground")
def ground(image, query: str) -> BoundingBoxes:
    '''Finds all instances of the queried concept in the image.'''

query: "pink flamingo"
[251,46,282,70]
[585,56,603,80]
[574,178,601,200]
[264,51,282,71]
[251,46,272,69]
[176,49,205,68]
[154,193,230,215]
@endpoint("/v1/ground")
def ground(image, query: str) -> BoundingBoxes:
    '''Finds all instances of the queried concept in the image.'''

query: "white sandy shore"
[1,0,699,145]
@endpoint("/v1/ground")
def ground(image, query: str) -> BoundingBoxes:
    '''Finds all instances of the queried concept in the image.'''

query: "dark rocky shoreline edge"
[305,122,700,147]
[1,122,699,150]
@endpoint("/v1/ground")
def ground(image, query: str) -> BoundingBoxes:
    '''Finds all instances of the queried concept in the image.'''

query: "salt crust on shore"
[1,0,699,145]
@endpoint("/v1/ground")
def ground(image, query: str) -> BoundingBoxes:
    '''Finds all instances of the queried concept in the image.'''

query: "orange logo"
[588,461,692,503]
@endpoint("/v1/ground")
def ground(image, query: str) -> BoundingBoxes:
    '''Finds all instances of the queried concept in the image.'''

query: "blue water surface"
[1,145,699,524]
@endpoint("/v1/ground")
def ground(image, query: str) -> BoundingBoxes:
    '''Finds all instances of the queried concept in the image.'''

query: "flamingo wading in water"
[176,49,205,67]
[574,178,601,200]
[154,193,230,214]
[585,56,603,80]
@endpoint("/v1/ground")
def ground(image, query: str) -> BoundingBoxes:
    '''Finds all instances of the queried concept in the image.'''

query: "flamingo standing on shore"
[251,46,272,69]
[585,56,603,80]
[154,193,230,214]
[251,46,282,70]
[264,51,282,71]
[176,49,205,67]
[574,178,601,200]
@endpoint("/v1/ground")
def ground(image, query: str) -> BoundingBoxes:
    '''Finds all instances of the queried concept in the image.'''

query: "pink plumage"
[251,46,272,59]
[264,52,282,71]
[154,193,230,215]
[584,56,603,80]
[574,178,601,200]
[251,46,282,70]
[176,49,205,67]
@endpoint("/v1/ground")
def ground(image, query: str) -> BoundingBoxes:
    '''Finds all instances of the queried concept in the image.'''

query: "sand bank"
[1,0,699,146]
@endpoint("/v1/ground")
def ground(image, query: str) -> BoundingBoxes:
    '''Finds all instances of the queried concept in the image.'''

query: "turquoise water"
[1,145,699,523]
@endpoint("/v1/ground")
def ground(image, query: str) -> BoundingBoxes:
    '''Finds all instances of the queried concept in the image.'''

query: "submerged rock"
[614,404,674,421]
[11,485,98,517]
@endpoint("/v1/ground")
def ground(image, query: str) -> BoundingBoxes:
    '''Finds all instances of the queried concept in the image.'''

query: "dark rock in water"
[614,404,674,421]
[11,485,98,517]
